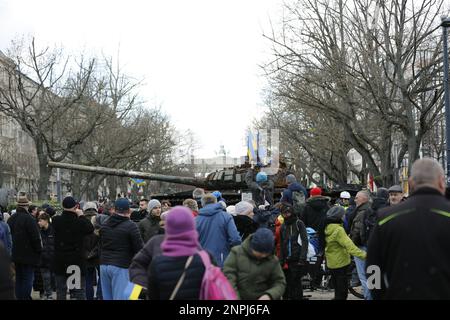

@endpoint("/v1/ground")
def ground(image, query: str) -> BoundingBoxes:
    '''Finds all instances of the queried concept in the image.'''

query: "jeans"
[329,265,349,300]
[40,268,53,299]
[100,265,131,300]
[55,274,86,300]
[354,246,372,300]
[15,264,35,300]
[86,266,102,300]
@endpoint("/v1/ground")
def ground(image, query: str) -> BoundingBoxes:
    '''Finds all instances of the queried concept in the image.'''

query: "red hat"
[310,187,322,197]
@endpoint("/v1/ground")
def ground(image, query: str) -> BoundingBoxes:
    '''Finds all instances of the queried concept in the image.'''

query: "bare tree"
[262,0,447,186]
[0,38,117,199]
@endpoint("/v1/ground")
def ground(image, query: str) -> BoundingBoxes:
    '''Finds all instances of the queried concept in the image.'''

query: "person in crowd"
[196,194,241,268]
[223,228,286,300]
[387,185,405,206]
[147,206,211,300]
[37,212,55,300]
[83,202,102,300]
[0,242,15,299]
[349,190,372,300]
[161,200,171,211]
[279,202,308,300]
[302,187,330,231]
[280,174,308,208]
[320,206,366,300]
[138,199,162,243]
[52,196,94,300]
[232,201,258,241]
[7,195,42,300]
[129,210,169,289]
[367,158,450,299]
[99,198,143,300]
[131,198,149,223]
[182,199,199,217]
[245,168,275,207]
[0,209,12,256]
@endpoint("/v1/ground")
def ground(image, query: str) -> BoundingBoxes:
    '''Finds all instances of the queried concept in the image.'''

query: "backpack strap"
[198,250,212,269]
[169,255,194,300]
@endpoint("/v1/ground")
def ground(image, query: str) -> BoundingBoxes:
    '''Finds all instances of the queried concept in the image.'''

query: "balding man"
[367,158,450,299]
[349,190,371,299]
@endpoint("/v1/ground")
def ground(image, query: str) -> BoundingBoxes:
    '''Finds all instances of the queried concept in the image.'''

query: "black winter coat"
[138,215,161,243]
[367,187,450,300]
[280,217,308,263]
[39,225,55,268]
[52,211,94,275]
[129,234,164,288]
[233,215,258,241]
[147,253,212,300]
[302,196,330,231]
[99,214,144,268]
[7,207,42,266]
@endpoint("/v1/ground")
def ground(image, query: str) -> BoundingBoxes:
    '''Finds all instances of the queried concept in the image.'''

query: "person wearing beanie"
[182,198,199,217]
[279,202,308,300]
[310,187,322,197]
[281,174,308,208]
[319,206,366,300]
[147,206,209,300]
[50,196,94,300]
[245,167,275,207]
[192,188,205,208]
[7,195,42,300]
[138,199,162,243]
[223,228,286,300]
[99,198,144,300]
[232,201,258,241]
[302,188,331,231]
[196,194,242,268]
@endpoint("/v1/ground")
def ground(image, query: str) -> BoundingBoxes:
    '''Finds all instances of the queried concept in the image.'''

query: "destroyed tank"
[47,160,291,205]
[47,160,361,205]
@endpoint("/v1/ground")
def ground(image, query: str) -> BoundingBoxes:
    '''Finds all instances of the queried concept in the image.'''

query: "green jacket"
[325,223,366,269]
[223,235,286,300]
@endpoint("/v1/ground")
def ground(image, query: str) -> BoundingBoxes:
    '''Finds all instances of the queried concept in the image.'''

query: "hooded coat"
[223,235,286,300]
[196,203,241,268]
[281,182,308,205]
[302,196,331,231]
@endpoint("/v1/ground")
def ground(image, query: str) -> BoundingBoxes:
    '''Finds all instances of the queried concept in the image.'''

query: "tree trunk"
[36,137,51,200]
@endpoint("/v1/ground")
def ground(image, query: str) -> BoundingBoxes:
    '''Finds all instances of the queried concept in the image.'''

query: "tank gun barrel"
[47,161,210,189]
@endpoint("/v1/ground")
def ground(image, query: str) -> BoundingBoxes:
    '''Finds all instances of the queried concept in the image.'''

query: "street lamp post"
[442,16,450,185]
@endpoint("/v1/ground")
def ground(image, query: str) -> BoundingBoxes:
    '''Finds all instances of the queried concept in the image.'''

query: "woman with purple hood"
[147,206,214,300]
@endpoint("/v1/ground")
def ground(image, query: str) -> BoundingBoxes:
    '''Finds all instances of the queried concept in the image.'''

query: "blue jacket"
[281,182,308,205]
[0,220,12,256]
[196,203,241,268]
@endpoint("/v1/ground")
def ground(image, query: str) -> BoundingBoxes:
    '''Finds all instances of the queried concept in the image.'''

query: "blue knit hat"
[256,172,268,183]
[250,228,274,254]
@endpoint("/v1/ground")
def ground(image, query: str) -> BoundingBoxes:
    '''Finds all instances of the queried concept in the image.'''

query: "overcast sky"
[0,0,284,159]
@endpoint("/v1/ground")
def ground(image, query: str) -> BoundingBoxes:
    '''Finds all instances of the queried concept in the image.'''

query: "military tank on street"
[47,161,361,205]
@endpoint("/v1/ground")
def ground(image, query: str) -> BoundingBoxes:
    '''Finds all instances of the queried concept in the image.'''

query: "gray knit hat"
[326,206,345,220]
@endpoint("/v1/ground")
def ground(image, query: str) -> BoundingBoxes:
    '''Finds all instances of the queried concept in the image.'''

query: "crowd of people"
[1,157,450,300]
